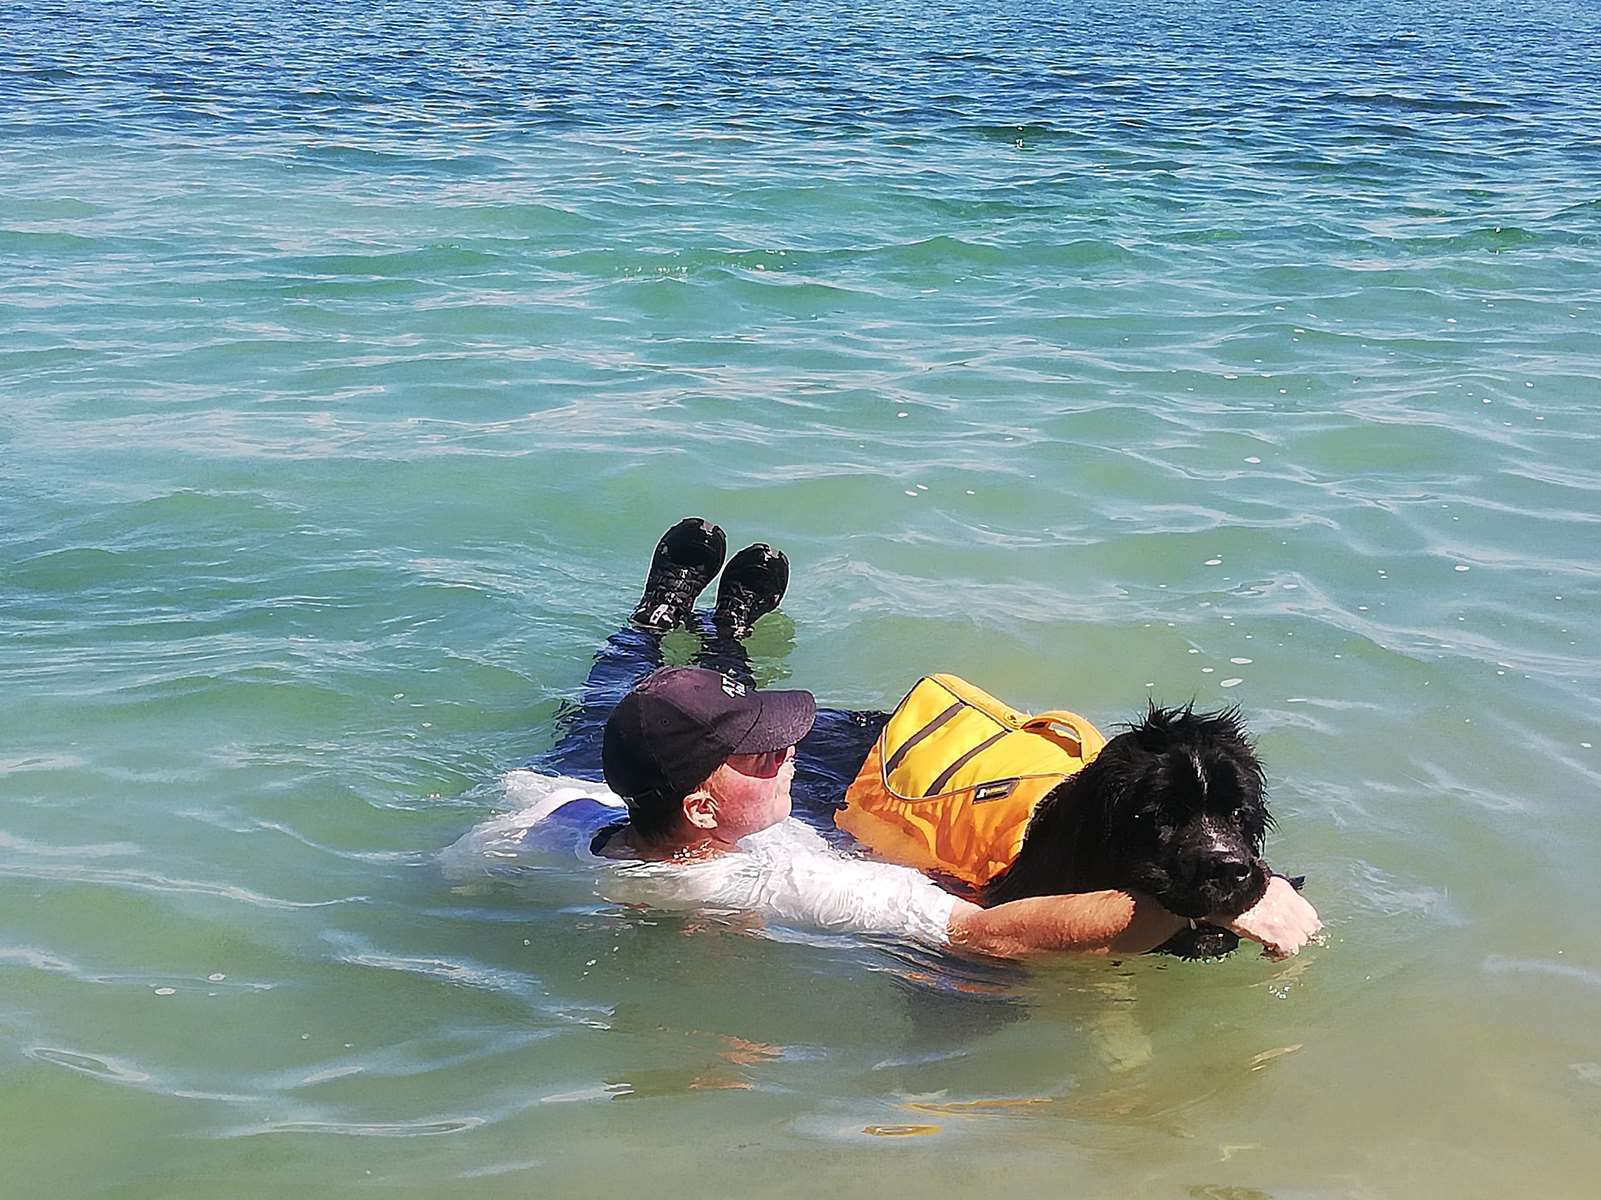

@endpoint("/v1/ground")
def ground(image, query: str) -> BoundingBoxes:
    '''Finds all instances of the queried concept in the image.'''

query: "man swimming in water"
[534,518,1321,958]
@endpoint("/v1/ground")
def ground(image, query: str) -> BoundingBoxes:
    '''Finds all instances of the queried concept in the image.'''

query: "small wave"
[1553,196,1601,217]
[244,818,423,866]
[0,863,366,910]
[8,546,129,592]
[456,1158,545,1180]
[322,931,546,999]
[550,245,815,279]
[715,271,880,314]
[1324,90,1511,114]
[1483,955,1601,991]
[1343,859,1455,920]
[863,234,1030,271]
[436,201,602,236]
[0,946,80,974]
[959,122,1086,147]
[0,228,106,255]
[267,244,506,279]
[224,1116,484,1138]
[0,830,140,859]
[293,143,507,177]
[0,752,88,774]
[1392,226,1548,254]
[26,1046,151,1084]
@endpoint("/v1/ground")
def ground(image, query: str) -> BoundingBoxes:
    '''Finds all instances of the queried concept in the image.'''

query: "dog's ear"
[1212,705,1266,790]
[1197,705,1273,841]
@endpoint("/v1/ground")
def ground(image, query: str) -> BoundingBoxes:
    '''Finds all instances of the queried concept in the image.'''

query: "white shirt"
[443,771,958,947]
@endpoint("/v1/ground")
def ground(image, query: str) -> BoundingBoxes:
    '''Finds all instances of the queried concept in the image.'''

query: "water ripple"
[221,1116,485,1138]
[0,863,368,910]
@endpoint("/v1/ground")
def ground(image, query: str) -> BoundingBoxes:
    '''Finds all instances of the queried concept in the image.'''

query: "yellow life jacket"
[836,674,1107,888]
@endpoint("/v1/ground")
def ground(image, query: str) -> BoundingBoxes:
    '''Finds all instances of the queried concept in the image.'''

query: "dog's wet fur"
[983,703,1274,958]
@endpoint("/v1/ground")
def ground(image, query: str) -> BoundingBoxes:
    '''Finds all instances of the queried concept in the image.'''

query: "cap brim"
[731,689,816,753]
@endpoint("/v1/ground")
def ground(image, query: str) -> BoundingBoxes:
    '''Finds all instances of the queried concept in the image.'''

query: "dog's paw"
[1154,924,1242,960]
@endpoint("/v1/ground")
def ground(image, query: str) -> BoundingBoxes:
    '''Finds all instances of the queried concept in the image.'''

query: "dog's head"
[1088,703,1272,918]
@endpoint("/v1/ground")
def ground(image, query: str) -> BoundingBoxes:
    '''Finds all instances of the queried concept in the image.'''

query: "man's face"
[704,744,796,841]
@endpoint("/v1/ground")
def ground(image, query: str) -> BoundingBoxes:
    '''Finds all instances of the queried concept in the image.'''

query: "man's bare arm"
[945,875,1322,959]
[946,889,1188,957]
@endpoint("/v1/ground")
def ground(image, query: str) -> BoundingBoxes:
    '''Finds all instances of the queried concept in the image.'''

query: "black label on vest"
[973,779,1018,804]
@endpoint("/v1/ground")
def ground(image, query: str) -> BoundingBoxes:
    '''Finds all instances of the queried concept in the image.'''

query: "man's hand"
[1216,875,1322,959]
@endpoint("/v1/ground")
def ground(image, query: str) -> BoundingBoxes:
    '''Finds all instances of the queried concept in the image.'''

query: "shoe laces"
[715,580,759,618]
[651,564,706,608]
[637,561,710,627]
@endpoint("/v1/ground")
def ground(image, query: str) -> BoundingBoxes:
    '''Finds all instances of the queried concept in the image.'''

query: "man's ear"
[682,789,718,831]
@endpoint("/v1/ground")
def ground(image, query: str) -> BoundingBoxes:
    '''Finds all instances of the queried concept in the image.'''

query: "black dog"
[983,703,1275,958]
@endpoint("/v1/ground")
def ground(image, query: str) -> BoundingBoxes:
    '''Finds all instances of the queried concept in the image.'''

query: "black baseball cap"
[602,667,816,804]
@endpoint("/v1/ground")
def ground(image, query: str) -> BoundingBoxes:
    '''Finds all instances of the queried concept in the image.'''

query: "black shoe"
[713,543,789,639]
[631,518,727,631]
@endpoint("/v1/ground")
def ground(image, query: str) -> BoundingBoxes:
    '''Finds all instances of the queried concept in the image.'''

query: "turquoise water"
[4,1,1600,1195]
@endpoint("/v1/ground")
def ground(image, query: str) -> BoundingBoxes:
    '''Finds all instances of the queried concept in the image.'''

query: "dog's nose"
[1211,855,1253,887]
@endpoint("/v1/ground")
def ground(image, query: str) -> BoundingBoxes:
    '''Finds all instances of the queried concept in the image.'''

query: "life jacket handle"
[1020,710,1098,757]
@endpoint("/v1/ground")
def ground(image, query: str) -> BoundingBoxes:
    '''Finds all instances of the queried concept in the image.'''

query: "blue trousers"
[538,617,884,830]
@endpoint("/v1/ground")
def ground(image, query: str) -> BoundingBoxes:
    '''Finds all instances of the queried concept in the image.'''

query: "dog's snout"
[1170,842,1256,900]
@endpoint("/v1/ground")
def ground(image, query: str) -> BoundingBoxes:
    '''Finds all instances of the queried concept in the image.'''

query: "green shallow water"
[4,1,1601,1195]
